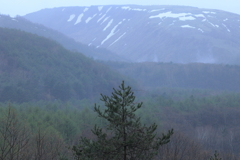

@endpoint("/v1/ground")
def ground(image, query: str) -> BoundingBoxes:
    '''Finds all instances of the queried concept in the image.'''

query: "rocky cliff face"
[25,5,240,64]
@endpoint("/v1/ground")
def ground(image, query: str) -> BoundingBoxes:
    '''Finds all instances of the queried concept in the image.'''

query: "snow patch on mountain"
[122,6,131,10]
[83,8,89,12]
[106,7,112,13]
[121,6,147,11]
[203,11,216,14]
[195,14,205,18]
[150,12,189,19]
[103,19,113,31]
[207,20,219,28]
[101,17,109,24]
[110,32,126,46]
[98,14,106,23]
[149,12,208,22]
[74,14,84,25]
[149,9,165,12]
[180,24,205,33]
[98,6,103,11]
[101,20,124,45]
[198,28,204,32]
[181,25,195,28]
[67,14,75,22]
[149,12,202,21]
[12,18,18,22]
[179,16,196,21]
[133,8,147,11]
[85,14,97,23]
[222,23,231,32]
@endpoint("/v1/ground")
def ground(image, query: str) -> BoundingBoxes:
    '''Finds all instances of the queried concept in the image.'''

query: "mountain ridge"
[0,14,127,61]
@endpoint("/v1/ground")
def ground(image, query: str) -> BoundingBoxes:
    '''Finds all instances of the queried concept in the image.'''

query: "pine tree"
[209,151,222,160]
[72,81,173,160]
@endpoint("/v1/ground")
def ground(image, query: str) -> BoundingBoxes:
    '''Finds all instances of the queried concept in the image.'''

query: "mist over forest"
[0,4,240,159]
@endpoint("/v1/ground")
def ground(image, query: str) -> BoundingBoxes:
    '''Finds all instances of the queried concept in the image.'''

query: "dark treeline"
[1,91,240,159]
[102,61,240,91]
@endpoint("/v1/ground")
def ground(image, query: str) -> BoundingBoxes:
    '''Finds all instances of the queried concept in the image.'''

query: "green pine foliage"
[72,81,173,160]
[209,151,222,160]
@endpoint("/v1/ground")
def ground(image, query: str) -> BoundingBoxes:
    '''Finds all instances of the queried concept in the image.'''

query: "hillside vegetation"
[103,61,240,91]
[0,27,132,102]
[1,89,240,159]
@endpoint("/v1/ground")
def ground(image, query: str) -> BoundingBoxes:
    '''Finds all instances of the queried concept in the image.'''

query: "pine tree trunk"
[123,96,127,160]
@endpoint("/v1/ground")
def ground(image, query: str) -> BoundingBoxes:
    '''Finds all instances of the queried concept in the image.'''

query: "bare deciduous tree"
[0,107,30,160]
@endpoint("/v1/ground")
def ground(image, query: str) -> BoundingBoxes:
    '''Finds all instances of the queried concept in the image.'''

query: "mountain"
[0,14,126,61]
[0,27,133,102]
[24,5,240,64]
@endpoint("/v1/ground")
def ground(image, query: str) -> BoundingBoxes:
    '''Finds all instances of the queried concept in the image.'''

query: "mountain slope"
[103,61,240,91]
[0,27,131,102]
[0,14,126,61]
[25,5,240,64]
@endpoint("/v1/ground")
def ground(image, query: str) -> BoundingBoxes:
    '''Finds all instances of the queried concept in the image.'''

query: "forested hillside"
[1,88,240,159]
[0,27,132,102]
[102,61,240,91]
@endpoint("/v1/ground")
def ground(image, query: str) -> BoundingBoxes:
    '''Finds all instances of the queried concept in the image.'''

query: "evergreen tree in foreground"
[209,151,222,160]
[72,81,173,160]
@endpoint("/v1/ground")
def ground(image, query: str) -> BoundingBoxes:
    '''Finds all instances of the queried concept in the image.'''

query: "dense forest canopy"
[0,27,133,102]
[1,89,240,159]
[102,61,240,91]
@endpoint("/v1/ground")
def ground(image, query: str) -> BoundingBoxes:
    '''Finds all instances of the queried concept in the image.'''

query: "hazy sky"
[1,0,240,17]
